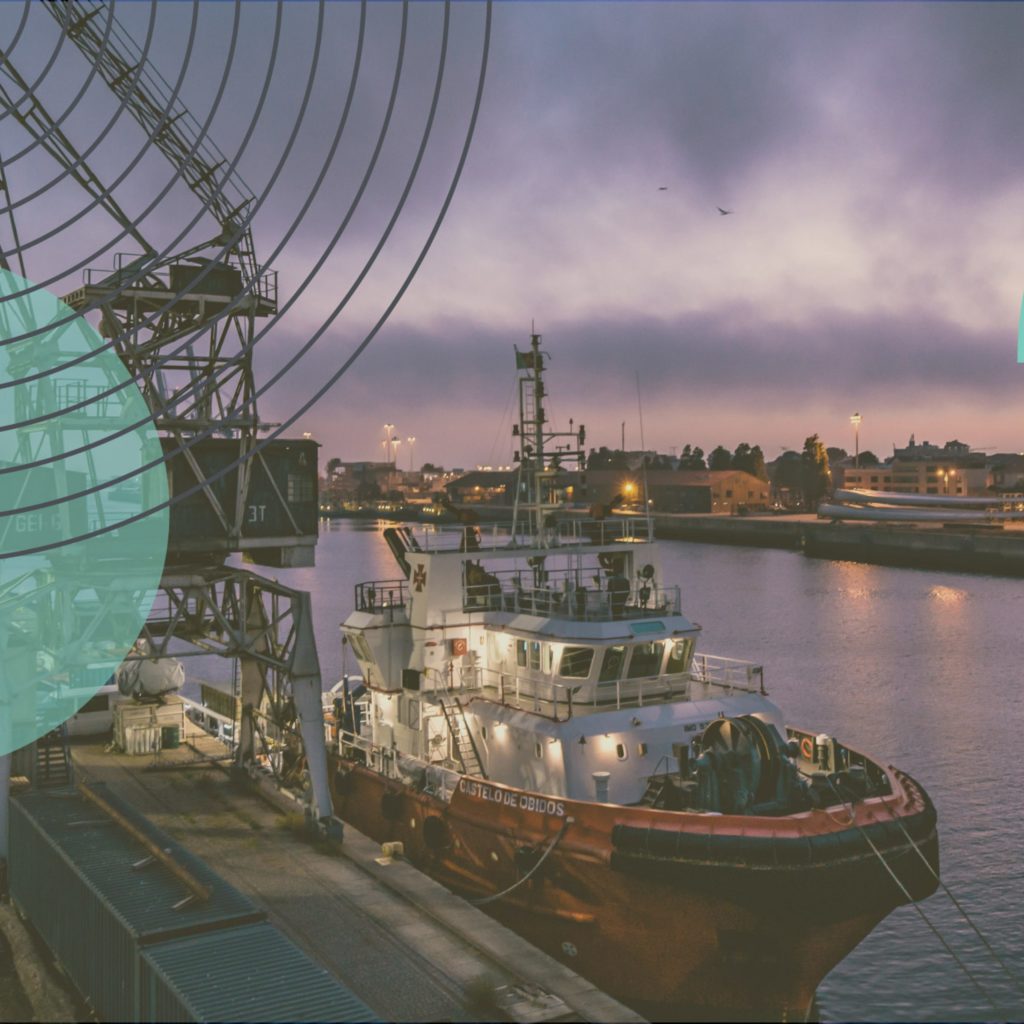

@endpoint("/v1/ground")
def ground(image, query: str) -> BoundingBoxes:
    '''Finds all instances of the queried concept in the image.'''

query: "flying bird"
[658,186,668,191]
[717,206,733,215]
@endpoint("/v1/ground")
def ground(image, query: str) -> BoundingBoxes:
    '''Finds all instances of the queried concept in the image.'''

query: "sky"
[5,1,1024,469]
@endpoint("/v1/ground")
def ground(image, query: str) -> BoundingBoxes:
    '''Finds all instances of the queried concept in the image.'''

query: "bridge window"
[287,473,314,503]
[349,632,372,662]
[598,645,626,682]
[627,642,662,679]
[529,641,542,671]
[559,646,594,678]
[515,640,527,668]
[666,638,694,675]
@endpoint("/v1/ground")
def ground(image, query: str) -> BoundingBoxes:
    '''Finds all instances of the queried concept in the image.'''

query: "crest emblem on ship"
[325,332,939,1019]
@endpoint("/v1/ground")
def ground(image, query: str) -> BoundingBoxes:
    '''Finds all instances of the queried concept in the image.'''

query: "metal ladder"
[35,724,73,788]
[439,696,487,779]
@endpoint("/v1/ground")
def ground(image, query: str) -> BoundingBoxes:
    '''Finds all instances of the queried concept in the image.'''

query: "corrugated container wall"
[8,787,265,1022]
[139,922,377,1023]
[161,437,318,566]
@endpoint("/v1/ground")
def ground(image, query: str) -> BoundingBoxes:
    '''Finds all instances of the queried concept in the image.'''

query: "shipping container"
[160,437,318,567]
[139,922,376,1023]
[8,786,265,1022]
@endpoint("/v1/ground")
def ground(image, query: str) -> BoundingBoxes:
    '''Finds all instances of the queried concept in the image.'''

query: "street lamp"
[850,413,862,469]
[407,436,416,471]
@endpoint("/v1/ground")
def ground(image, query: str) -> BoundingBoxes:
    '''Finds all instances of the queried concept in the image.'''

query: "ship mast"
[511,331,586,543]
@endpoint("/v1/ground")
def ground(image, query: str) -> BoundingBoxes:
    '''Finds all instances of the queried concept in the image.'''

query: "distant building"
[322,460,392,500]
[842,464,894,491]
[581,469,769,515]
[651,470,770,515]
[445,470,516,505]
[988,454,1024,493]
[886,437,987,496]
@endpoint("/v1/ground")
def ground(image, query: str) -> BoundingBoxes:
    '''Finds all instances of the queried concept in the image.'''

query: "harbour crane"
[0,2,335,833]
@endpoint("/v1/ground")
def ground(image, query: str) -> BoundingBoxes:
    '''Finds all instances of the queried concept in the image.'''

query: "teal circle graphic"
[0,271,169,756]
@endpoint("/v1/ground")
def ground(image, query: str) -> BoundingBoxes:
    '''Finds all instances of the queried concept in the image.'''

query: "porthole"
[637,742,648,757]
[616,743,627,761]
[535,743,543,759]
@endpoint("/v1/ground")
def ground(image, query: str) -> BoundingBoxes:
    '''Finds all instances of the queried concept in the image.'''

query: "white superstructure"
[340,333,782,806]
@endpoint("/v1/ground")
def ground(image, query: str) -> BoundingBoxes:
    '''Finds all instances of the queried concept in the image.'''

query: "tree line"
[588,442,769,480]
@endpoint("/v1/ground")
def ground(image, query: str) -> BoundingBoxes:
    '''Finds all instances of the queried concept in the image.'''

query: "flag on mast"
[515,347,539,370]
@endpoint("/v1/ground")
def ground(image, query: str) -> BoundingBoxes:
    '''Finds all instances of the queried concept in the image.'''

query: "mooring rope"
[886,799,1024,999]
[824,778,1007,1017]
[469,817,573,906]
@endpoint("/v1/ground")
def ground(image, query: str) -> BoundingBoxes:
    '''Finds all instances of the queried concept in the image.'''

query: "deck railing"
[353,579,408,613]
[470,653,764,718]
[404,515,653,553]
[464,569,679,622]
[329,722,461,801]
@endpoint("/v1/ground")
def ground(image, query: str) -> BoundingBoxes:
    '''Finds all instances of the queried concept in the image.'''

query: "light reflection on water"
[221,523,1022,1021]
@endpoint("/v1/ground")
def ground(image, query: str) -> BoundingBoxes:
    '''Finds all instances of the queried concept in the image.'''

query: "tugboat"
[326,333,939,1020]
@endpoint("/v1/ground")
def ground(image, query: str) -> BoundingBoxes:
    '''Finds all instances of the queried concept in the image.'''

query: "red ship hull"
[329,756,938,1019]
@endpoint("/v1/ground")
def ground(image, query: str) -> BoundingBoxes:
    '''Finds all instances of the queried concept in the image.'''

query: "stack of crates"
[112,696,186,756]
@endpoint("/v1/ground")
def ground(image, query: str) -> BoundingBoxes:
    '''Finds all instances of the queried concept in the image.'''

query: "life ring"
[799,736,814,760]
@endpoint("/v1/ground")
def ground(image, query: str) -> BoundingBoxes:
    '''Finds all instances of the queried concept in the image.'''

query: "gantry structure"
[0,0,335,837]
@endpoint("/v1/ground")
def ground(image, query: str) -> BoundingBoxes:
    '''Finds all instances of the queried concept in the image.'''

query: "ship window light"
[516,640,527,668]
[598,645,626,682]
[638,742,648,757]
[559,646,594,678]
[666,639,694,675]
[626,642,663,679]
[616,743,627,761]
[529,642,541,671]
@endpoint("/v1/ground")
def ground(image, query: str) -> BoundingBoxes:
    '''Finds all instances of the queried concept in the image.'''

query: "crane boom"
[45,0,260,286]
[0,51,154,257]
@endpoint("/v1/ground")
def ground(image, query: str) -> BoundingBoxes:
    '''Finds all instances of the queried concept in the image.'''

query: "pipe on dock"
[77,782,211,902]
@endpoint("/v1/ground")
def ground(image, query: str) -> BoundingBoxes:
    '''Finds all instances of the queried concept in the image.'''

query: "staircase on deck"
[439,696,487,778]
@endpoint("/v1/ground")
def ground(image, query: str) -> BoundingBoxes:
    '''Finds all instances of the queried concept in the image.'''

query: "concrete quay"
[65,730,644,1024]
[650,512,1024,576]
